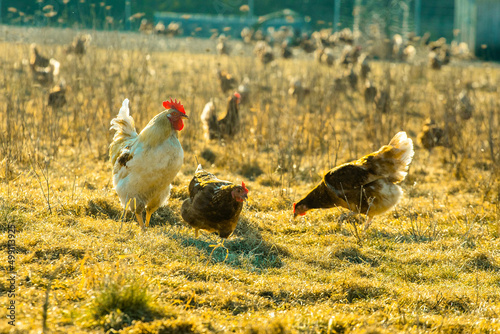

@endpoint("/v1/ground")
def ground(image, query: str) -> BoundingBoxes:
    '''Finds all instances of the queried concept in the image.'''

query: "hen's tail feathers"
[200,100,217,140]
[49,58,60,77]
[387,131,415,182]
[109,99,138,164]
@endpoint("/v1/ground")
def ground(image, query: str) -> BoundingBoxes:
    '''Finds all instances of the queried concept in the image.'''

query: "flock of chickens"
[28,35,91,109]
[26,27,475,240]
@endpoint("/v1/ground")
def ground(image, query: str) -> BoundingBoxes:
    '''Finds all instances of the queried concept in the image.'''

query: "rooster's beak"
[181,113,189,119]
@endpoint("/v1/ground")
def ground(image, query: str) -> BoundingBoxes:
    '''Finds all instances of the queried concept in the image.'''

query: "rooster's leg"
[194,229,199,238]
[136,213,145,231]
[363,217,373,231]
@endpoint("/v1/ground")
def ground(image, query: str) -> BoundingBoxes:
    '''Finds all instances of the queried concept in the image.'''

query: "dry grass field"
[0,26,500,333]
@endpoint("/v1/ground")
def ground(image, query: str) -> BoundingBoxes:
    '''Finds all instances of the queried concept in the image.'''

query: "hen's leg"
[136,213,145,231]
[145,209,153,228]
[194,229,199,238]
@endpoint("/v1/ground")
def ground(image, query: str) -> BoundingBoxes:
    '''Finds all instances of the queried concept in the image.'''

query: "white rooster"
[109,98,188,230]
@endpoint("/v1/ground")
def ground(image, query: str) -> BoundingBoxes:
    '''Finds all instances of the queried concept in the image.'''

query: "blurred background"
[1,0,499,60]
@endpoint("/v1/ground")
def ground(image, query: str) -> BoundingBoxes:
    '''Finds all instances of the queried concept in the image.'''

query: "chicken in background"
[364,79,377,105]
[339,45,362,66]
[216,34,230,55]
[375,87,391,114]
[293,132,414,230]
[30,43,50,68]
[455,90,474,120]
[48,81,67,109]
[254,41,275,65]
[429,51,443,70]
[288,78,310,101]
[418,118,451,152]
[181,164,248,239]
[201,92,241,140]
[315,47,335,66]
[217,66,237,93]
[29,43,60,85]
[428,40,451,70]
[109,98,188,231]
[65,34,91,55]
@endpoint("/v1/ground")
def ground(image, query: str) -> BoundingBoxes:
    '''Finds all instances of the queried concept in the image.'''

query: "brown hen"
[294,132,414,230]
[201,92,241,140]
[181,165,248,239]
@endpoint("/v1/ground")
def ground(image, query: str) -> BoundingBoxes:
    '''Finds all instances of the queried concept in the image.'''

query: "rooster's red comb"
[234,92,241,99]
[241,182,249,193]
[163,98,186,114]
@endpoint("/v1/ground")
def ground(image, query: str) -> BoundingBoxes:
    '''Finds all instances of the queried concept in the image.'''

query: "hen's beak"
[293,212,299,219]
[241,193,248,201]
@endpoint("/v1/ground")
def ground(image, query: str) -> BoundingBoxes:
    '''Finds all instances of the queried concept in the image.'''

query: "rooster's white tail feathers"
[109,99,138,165]
[110,99,138,141]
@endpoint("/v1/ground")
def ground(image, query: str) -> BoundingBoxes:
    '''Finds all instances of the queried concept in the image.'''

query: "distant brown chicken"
[429,52,442,70]
[294,132,414,230]
[65,34,91,55]
[418,118,451,151]
[30,43,50,68]
[455,90,474,120]
[288,78,310,101]
[216,35,230,55]
[181,165,248,239]
[29,44,60,85]
[217,67,237,93]
[254,41,274,65]
[347,67,358,90]
[364,80,377,105]
[315,47,334,66]
[339,45,362,66]
[48,81,67,108]
[281,41,293,59]
[376,88,391,114]
[201,92,241,140]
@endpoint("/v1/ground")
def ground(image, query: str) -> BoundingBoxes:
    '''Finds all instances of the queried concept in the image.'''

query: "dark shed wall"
[475,0,500,59]
[420,0,455,41]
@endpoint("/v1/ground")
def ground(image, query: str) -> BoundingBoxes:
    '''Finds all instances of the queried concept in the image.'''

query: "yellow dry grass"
[0,26,499,333]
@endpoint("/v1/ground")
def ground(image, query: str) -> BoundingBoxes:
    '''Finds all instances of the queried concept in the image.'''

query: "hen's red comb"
[293,203,305,216]
[234,92,241,99]
[163,98,186,114]
[241,182,249,193]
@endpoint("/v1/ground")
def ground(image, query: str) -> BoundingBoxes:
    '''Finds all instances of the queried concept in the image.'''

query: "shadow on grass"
[149,206,183,228]
[332,245,379,266]
[167,216,288,270]
[372,229,436,244]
